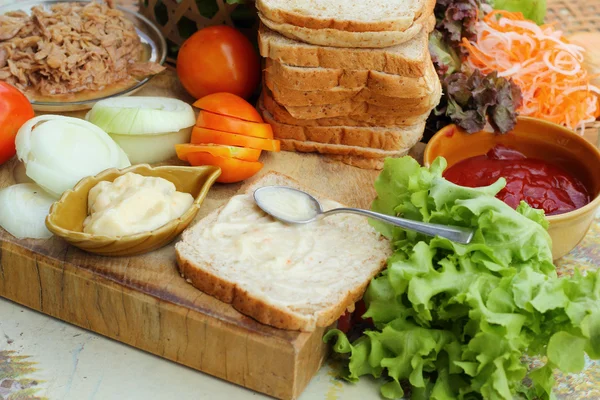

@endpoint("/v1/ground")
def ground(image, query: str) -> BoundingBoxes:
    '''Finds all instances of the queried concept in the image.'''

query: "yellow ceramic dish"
[46,164,221,257]
[424,117,600,260]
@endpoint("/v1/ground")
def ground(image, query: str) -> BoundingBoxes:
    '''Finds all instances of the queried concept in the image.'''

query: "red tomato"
[0,83,34,165]
[177,26,260,100]
[337,311,353,333]
[193,93,263,123]
[187,152,263,183]
[352,300,374,327]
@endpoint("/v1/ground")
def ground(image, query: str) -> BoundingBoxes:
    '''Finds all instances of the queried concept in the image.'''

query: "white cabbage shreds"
[15,115,131,198]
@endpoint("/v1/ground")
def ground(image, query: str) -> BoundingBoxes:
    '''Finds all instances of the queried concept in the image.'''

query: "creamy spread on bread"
[83,172,193,236]
[255,187,319,221]
[193,193,387,306]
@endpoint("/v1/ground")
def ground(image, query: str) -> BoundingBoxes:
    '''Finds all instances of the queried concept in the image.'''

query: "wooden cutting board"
[0,70,416,400]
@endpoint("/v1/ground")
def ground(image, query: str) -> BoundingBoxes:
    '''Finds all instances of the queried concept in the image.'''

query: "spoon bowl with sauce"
[253,186,475,245]
[425,117,600,259]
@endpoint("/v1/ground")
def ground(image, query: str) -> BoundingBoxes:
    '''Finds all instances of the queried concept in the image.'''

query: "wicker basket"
[138,0,258,61]
[547,0,600,34]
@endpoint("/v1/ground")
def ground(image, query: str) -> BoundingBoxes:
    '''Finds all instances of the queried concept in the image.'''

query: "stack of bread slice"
[256,0,442,169]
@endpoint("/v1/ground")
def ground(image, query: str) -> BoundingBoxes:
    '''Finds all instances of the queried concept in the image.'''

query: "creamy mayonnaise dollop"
[83,172,194,236]
[257,187,319,221]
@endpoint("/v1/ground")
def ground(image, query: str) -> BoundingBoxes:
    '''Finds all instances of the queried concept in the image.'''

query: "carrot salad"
[462,10,600,133]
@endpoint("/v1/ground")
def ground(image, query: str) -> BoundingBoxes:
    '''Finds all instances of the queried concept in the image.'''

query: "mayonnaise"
[256,187,319,221]
[191,194,389,306]
[83,172,194,236]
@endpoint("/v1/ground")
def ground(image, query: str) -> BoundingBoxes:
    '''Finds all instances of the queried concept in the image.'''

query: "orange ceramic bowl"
[424,117,600,260]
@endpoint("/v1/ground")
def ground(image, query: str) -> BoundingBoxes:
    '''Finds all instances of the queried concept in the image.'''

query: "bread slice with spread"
[175,173,391,331]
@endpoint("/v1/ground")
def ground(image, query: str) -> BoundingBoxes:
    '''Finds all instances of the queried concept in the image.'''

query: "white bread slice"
[264,58,438,97]
[264,74,439,107]
[175,172,392,331]
[256,0,429,32]
[279,138,413,158]
[258,24,430,77]
[259,12,435,48]
[261,90,432,127]
[262,76,441,120]
[278,99,435,120]
[261,108,425,151]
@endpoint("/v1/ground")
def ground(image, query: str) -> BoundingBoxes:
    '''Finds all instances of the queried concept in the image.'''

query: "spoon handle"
[322,208,474,244]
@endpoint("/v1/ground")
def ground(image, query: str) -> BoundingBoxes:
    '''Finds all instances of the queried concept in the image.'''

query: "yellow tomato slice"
[175,144,261,162]
[187,152,263,183]
[191,127,280,152]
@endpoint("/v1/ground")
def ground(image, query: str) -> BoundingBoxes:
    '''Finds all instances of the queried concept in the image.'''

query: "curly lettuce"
[428,70,523,135]
[324,156,600,400]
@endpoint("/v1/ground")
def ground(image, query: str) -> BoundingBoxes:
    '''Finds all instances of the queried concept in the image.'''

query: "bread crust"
[265,75,437,108]
[264,58,438,97]
[177,253,314,331]
[261,90,431,127]
[259,12,433,49]
[261,108,425,151]
[265,87,439,120]
[279,138,410,158]
[258,25,429,77]
[255,0,434,33]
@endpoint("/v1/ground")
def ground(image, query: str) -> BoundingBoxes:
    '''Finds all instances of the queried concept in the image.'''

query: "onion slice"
[15,115,131,198]
[85,96,196,135]
[0,184,56,239]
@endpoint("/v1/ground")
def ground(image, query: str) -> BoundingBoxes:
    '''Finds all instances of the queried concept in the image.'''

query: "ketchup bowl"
[424,117,600,260]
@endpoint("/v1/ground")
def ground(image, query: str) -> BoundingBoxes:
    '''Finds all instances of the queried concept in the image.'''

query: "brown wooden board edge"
[0,240,328,400]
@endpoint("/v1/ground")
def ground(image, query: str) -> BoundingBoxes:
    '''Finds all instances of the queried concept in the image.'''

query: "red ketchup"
[443,145,590,216]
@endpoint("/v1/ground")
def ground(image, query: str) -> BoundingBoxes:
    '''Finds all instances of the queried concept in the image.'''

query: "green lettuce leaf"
[325,156,600,400]
[489,0,547,25]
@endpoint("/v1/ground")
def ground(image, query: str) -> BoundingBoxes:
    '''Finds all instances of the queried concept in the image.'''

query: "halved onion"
[85,97,196,164]
[0,183,56,239]
[15,115,131,198]
[85,97,196,135]
[108,129,192,165]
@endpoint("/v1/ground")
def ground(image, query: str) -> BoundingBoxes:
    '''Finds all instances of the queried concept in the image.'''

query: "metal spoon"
[253,186,475,245]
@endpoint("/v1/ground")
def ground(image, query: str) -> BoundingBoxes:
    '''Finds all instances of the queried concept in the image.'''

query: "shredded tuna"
[0,1,165,97]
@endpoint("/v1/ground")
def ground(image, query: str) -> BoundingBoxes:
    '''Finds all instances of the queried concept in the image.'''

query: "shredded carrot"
[462,10,600,133]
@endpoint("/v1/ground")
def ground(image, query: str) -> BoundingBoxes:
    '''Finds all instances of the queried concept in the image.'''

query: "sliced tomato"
[196,110,273,139]
[175,144,261,162]
[193,93,263,123]
[337,311,352,334]
[187,152,263,183]
[192,127,280,152]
